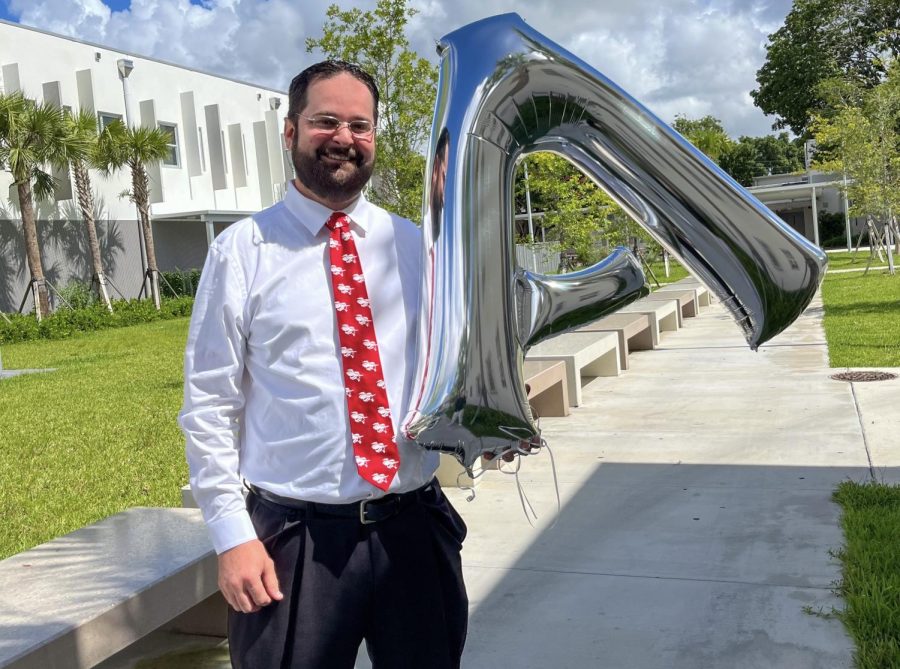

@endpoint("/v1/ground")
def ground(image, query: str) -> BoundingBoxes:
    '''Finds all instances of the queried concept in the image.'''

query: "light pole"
[117,58,148,298]
[805,139,820,247]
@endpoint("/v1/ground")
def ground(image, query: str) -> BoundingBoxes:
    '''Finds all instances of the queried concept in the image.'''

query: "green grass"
[646,259,689,285]
[0,318,189,558]
[821,269,900,367]
[825,251,896,272]
[832,482,900,669]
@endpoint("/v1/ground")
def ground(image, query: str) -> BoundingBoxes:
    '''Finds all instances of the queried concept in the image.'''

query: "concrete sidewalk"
[439,296,898,668]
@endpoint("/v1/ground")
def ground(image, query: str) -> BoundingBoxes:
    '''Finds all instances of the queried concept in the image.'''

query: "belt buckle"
[359,499,376,525]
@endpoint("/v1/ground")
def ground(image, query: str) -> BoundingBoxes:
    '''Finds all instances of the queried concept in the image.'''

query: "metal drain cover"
[830,371,897,382]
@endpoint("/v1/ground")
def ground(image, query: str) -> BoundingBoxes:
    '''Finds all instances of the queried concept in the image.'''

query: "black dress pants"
[229,482,468,669]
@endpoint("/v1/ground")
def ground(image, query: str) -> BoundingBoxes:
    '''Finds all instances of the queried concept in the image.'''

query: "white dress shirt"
[180,184,438,554]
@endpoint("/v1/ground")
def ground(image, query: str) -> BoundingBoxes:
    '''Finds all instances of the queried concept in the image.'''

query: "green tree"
[63,108,113,311]
[672,115,734,163]
[752,0,900,135]
[514,153,641,267]
[811,61,900,235]
[719,133,805,186]
[97,121,170,309]
[306,0,437,222]
[0,93,89,319]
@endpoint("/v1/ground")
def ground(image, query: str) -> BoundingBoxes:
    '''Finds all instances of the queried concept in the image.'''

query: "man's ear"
[283,117,297,150]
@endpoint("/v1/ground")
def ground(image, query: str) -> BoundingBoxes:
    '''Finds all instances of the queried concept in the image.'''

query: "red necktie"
[326,212,400,491]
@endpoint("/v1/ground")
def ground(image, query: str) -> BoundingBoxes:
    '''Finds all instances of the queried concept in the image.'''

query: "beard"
[291,139,374,204]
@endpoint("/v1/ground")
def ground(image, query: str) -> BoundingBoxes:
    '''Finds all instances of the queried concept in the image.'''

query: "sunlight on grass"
[832,482,900,669]
[826,250,898,272]
[0,319,190,558]
[821,270,900,367]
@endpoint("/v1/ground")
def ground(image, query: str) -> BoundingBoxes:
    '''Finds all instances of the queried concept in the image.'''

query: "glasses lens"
[311,116,341,131]
[349,121,373,136]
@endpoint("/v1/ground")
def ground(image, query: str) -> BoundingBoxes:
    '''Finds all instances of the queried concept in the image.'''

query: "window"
[97,111,122,131]
[158,122,180,167]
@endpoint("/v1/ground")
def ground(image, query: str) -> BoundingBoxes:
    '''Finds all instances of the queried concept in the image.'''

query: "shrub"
[56,280,96,310]
[0,296,194,345]
[161,269,202,298]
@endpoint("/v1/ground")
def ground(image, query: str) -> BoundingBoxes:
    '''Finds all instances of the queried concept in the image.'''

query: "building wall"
[0,21,295,310]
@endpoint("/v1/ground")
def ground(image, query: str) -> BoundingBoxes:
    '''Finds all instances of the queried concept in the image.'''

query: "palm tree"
[97,120,170,309]
[0,92,87,319]
[63,108,113,311]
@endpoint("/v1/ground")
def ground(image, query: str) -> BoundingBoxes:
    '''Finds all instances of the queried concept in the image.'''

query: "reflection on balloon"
[403,13,827,469]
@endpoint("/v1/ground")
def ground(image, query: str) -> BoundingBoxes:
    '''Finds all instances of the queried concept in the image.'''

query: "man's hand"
[218,539,283,613]
[483,435,542,463]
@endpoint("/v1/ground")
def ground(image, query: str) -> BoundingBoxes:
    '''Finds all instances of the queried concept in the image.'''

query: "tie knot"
[326,212,350,232]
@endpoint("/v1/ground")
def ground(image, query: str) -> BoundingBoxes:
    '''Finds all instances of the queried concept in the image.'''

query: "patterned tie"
[326,212,400,492]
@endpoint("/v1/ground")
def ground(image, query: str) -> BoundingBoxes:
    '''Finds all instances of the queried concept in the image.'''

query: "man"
[180,61,467,669]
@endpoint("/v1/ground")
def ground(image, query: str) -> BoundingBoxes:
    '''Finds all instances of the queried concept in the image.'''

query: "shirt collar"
[284,180,373,235]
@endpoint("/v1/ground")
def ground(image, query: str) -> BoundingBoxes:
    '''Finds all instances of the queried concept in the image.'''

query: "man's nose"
[331,124,356,144]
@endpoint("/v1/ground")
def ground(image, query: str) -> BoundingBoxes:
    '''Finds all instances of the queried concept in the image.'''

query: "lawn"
[821,268,900,367]
[832,482,900,669]
[825,250,898,272]
[0,318,189,558]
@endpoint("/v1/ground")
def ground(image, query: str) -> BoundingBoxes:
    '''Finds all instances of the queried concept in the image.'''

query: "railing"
[515,242,560,274]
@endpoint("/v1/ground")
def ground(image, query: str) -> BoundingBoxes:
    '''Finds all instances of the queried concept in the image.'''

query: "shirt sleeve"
[179,244,257,554]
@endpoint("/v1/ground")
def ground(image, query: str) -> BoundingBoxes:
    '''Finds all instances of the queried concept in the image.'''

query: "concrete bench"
[641,291,695,326]
[523,360,569,418]
[0,508,225,669]
[654,283,708,310]
[576,312,653,370]
[526,331,620,407]
[615,299,679,345]
[668,278,711,307]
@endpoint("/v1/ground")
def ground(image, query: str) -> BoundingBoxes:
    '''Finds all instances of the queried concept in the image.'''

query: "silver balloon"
[403,13,827,468]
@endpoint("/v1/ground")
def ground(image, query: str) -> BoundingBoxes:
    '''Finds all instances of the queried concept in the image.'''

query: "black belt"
[248,480,435,525]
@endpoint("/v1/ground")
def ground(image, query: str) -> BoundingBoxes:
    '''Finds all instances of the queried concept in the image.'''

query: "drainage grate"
[830,371,897,382]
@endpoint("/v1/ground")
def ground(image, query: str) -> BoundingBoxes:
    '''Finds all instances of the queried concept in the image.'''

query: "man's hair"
[288,60,380,122]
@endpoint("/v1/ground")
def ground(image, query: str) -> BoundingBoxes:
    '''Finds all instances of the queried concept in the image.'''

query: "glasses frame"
[296,114,375,139]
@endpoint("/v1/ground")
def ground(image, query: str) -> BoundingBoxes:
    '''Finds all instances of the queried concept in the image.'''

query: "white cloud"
[8,0,792,135]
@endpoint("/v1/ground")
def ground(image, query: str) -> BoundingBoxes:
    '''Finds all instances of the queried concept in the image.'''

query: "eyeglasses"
[297,114,375,138]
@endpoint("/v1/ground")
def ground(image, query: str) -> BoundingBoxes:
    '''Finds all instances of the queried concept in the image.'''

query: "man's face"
[285,73,377,205]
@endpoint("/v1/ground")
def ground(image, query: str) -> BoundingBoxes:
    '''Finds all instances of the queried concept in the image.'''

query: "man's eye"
[313,117,341,130]
[349,121,373,134]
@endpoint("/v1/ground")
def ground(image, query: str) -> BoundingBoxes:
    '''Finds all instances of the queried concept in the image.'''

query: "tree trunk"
[133,163,161,310]
[73,160,113,311]
[17,181,51,319]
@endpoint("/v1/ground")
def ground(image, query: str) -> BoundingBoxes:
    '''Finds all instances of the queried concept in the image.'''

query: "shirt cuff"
[205,509,258,554]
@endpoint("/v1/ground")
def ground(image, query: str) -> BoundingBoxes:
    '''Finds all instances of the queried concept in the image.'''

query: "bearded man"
[180,60,468,669]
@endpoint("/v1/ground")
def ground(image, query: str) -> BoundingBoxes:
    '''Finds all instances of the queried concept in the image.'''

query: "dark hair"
[288,60,379,122]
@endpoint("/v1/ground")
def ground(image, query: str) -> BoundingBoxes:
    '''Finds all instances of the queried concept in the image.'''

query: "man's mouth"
[319,149,357,165]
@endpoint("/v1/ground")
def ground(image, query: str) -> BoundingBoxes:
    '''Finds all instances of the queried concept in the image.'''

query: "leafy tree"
[752,0,900,135]
[514,153,644,267]
[96,121,170,309]
[719,133,805,186]
[672,115,734,163]
[306,0,437,222]
[811,61,900,234]
[63,108,113,311]
[0,93,89,319]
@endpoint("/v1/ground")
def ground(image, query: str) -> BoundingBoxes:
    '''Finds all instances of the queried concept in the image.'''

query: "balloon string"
[496,436,561,529]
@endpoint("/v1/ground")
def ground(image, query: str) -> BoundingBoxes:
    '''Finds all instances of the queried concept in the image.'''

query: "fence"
[515,242,560,274]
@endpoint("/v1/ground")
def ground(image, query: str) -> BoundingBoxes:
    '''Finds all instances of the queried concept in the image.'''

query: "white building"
[0,19,295,311]
[746,170,864,249]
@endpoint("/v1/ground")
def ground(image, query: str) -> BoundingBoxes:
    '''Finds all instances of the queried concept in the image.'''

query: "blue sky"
[1,0,206,21]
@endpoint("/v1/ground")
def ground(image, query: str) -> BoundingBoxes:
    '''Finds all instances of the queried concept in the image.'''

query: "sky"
[0,0,795,138]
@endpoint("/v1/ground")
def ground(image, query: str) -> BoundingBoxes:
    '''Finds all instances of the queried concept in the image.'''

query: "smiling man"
[180,61,468,668]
